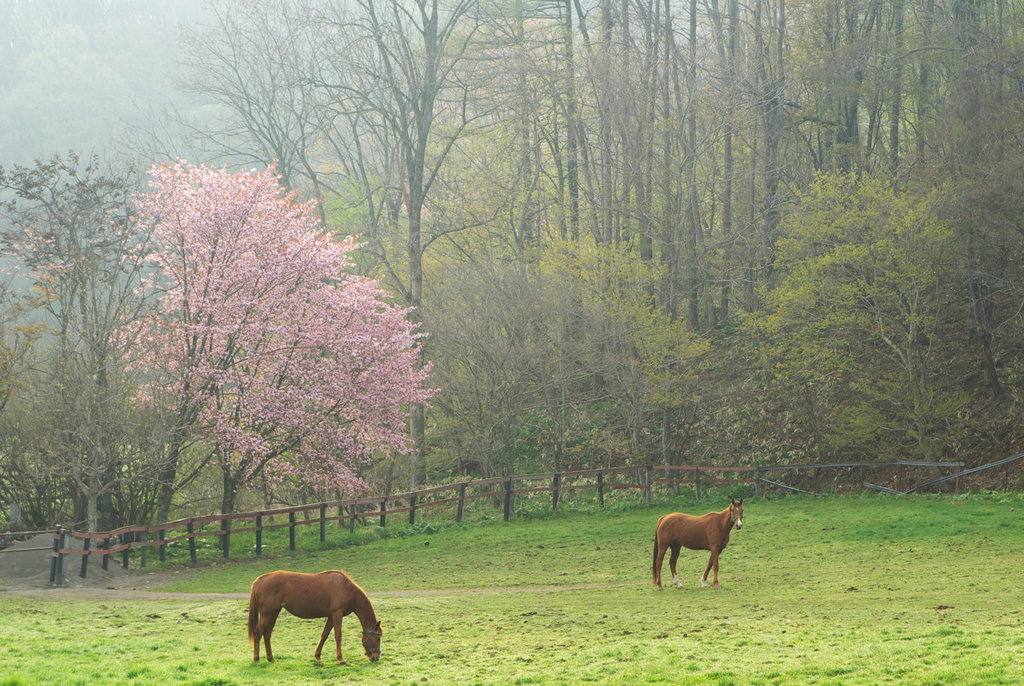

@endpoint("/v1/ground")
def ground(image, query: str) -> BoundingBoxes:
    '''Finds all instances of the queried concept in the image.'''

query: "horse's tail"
[247,580,260,643]
[652,533,657,582]
[652,519,662,583]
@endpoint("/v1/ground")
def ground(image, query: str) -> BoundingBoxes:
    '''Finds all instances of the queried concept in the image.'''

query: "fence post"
[121,533,129,569]
[644,464,653,505]
[55,529,66,587]
[456,483,467,522]
[222,518,231,559]
[140,530,148,568]
[255,514,263,556]
[349,504,358,532]
[379,499,387,528]
[694,466,702,501]
[288,511,297,551]
[187,520,197,567]
[597,471,605,507]
[102,536,110,571]
[49,527,61,585]
[409,495,417,525]
[754,468,762,498]
[320,505,327,542]
[158,528,166,563]
[552,473,562,512]
[79,536,91,579]
[503,479,513,521]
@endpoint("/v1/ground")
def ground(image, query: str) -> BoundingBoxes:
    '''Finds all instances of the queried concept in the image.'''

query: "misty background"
[0,1,213,166]
[2,0,1024,530]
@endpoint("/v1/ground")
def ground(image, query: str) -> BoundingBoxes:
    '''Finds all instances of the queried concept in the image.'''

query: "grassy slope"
[1,494,1022,685]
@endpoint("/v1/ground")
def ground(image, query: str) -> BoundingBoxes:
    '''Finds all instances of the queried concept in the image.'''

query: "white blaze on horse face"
[735,516,742,530]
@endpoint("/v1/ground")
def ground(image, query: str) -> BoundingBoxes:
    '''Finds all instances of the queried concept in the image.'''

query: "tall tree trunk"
[684,0,702,329]
[564,0,581,240]
[889,0,905,183]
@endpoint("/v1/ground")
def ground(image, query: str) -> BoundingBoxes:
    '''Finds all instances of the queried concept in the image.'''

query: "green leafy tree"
[755,173,963,459]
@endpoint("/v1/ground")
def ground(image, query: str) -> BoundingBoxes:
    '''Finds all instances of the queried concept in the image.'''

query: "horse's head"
[362,621,382,662]
[729,498,744,530]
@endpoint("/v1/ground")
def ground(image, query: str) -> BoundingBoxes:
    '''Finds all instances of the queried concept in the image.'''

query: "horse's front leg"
[332,614,345,664]
[709,548,723,588]
[701,551,715,588]
[314,618,332,661]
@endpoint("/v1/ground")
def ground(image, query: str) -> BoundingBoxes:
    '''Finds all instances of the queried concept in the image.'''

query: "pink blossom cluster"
[135,160,433,492]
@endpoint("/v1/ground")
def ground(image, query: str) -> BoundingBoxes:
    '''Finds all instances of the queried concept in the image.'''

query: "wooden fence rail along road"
[5,453,1021,586]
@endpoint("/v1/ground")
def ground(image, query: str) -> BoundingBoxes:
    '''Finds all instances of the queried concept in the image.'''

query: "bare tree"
[0,154,163,531]
[311,0,483,487]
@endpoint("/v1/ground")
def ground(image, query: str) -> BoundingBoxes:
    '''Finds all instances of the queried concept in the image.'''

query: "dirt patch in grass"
[0,533,132,589]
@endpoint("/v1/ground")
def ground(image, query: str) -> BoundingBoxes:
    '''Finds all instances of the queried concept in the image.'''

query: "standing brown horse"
[247,570,382,664]
[652,498,744,590]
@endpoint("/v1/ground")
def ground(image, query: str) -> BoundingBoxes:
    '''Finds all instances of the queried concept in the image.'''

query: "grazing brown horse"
[247,570,382,664]
[653,498,744,590]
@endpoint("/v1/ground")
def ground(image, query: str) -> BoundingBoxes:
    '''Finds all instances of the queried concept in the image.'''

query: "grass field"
[1,493,1022,685]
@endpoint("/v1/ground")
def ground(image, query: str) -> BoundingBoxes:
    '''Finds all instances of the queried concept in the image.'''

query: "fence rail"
[5,454,1021,586]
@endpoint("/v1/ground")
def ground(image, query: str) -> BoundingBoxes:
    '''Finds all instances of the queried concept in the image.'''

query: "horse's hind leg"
[653,541,668,589]
[260,608,281,662]
[668,543,683,588]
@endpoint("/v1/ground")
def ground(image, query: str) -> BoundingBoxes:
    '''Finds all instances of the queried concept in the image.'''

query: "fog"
[0,0,209,166]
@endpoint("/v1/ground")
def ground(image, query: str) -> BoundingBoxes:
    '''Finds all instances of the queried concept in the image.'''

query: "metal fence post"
[256,514,263,555]
[409,495,417,525]
[379,499,387,528]
[320,505,327,542]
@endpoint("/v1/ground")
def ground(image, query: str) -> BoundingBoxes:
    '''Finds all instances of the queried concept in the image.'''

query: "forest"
[1,0,1022,531]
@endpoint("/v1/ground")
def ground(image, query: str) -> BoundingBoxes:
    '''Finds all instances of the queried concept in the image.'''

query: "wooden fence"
[6,453,1022,586]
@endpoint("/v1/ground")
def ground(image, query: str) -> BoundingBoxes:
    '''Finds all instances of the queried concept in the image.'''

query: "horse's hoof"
[338,660,348,666]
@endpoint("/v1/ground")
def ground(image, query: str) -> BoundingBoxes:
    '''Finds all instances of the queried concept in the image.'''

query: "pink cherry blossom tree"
[135,160,433,516]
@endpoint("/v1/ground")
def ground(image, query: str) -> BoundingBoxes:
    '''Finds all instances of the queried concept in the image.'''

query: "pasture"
[1,494,1022,685]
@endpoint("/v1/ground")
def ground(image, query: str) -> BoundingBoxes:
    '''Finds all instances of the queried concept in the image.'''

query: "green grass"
[2,493,1023,685]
